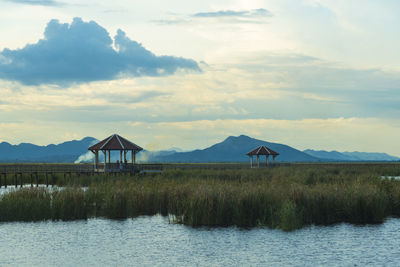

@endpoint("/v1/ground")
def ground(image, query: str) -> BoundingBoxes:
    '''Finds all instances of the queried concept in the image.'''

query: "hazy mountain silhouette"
[304,149,400,162]
[0,137,97,163]
[1,135,398,163]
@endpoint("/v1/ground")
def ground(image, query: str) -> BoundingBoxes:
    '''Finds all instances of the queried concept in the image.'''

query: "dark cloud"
[193,8,272,18]
[5,0,63,6]
[0,17,200,85]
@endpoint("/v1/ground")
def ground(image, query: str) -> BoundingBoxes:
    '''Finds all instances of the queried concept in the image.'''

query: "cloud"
[101,90,169,104]
[5,0,63,6]
[155,8,272,25]
[152,18,190,25]
[0,17,200,85]
[193,8,272,18]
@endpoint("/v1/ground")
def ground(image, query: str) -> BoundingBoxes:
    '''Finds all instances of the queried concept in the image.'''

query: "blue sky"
[1,0,400,155]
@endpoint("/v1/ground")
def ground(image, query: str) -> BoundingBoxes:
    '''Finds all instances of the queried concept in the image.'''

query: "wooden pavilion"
[88,134,143,172]
[246,145,279,168]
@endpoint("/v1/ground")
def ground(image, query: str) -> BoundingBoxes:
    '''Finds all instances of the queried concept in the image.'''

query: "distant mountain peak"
[225,134,254,142]
[81,136,97,142]
[148,134,318,163]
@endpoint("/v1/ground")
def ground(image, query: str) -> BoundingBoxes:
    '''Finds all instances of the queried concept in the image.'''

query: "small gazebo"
[246,145,279,168]
[88,134,143,172]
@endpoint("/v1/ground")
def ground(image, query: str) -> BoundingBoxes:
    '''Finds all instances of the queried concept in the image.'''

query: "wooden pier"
[0,163,164,188]
[0,162,293,189]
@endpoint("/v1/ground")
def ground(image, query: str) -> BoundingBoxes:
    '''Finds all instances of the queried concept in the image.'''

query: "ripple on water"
[1,216,400,266]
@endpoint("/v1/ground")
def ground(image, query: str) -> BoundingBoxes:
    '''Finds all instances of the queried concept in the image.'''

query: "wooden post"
[250,156,253,168]
[96,151,99,169]
[4,173,6,188]
[0,173,2,188]
[36,172,39,187]
[103,150,106,172]
[93,150,97,170]
[266,155,269,166]
[108,150,111,164]
[257,155,260,168]
[20,173,23,188]
[120,150,122,163]
[14,173,17,188]
[46,173,49,187]
[124,150,127,163]
[30,173,33,187]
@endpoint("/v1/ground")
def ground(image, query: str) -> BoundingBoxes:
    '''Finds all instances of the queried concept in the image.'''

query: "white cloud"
[1,0,400,158]
[0,17,200,85]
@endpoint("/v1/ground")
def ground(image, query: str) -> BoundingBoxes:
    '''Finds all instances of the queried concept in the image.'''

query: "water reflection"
[1,216,400,266]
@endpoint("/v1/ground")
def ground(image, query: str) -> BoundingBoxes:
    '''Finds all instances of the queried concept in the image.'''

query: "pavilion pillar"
[257,155,260,168]
[250,156,253,168]
[132,150,136,164]
[120,150,122,162]
[103,150,106,171]
[124,150,127,163]
[272,155,275,164]
[266,155,269,166]
[95,151,99,169]
[108,150,111,164]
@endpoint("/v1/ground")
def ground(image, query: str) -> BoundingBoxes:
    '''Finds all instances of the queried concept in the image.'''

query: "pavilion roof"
[246,145,279,156]
[88,134,143,151]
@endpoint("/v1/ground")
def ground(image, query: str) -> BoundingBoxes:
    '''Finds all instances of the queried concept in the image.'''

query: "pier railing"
[0,163,169,174]
[0,162,285,174]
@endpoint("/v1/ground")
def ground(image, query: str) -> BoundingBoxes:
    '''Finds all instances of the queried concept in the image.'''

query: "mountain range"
[303,149,400,162]
[0,135,398,163]
[0,137,97,163]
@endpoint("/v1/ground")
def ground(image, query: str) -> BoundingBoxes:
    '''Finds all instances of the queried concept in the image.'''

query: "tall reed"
[1,164,400,231]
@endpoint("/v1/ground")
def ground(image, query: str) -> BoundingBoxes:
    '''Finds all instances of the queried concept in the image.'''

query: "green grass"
[1,164,400,231]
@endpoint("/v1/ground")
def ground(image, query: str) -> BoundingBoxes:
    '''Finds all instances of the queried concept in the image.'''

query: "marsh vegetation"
[1,164,400,231]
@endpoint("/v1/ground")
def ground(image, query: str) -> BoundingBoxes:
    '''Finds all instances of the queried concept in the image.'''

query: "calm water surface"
[1,216,400,266]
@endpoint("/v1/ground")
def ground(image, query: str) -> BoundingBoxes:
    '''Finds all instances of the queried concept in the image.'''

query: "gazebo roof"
[246,145,279,156]
[88,134,143,151]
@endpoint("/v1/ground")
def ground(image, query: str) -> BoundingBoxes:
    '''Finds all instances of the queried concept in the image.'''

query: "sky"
[0,0,400,155]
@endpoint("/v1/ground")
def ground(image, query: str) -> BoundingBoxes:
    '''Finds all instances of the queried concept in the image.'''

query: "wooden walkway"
[0,163,164,188]
[0,162,289,188]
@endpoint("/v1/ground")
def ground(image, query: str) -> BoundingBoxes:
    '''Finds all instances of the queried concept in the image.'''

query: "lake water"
[1,216,400,266]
